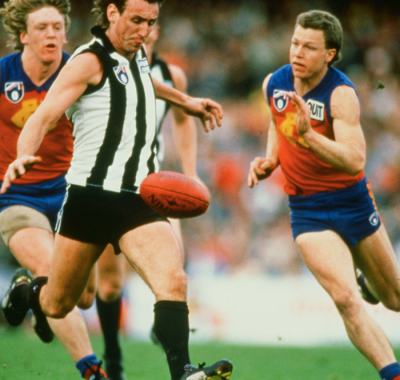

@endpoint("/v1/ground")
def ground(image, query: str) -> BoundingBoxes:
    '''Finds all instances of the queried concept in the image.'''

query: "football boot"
[180,359,233,380]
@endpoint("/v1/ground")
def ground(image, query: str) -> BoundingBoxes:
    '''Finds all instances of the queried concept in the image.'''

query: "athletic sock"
[96,293,122,361]
[75,354,104,379]
[153,300,190,380]
[379,362,400,380]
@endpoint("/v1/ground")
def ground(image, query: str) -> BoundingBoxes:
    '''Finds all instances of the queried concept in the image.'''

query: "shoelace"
[84,360,105,380]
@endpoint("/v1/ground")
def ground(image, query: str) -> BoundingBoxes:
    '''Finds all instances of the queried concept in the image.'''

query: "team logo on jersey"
[369,212,379,226]
[273,89,289,112]
[138,58,150,74]
[5,82,24,103]
[113,66,129,85]
[307,99,325,121]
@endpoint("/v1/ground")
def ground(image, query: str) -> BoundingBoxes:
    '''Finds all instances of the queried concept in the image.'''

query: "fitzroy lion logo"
[5,82,24,103]
[113,66,129,85]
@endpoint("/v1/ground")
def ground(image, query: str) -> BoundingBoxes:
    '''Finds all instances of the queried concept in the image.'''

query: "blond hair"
[0,0,71,51]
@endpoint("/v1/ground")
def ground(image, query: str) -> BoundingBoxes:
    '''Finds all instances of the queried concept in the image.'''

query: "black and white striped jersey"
[150,53,173,163]
[65,26,158,194]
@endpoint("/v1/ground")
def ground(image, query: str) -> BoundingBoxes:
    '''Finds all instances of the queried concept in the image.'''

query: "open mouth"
[45,43,57,50]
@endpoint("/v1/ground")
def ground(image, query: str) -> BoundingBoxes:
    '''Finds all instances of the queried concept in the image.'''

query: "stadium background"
[1,0,400,348]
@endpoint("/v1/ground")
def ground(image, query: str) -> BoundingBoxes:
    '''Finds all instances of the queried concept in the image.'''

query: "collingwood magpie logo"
[113,66,129,85]
[307,99,325,121]
[273,89,289,111]
[5,82,24,103]
[369,212,379,226]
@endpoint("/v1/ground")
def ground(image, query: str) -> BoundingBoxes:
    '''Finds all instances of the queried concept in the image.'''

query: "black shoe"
[28,276,54,343]
[2,268,32,326]
[104,357,127,380]
[180,360,233,380]
[84,360,108,379]
[356,269,379,305]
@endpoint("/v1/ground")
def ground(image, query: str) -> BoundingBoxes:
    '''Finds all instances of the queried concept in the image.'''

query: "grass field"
[1,328,399,379]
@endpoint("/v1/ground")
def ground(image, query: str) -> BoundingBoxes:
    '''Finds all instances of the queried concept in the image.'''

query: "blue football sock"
[379,362,400,380]
[75,354,100,378]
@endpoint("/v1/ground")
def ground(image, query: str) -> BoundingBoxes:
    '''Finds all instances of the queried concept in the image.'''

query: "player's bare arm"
[286,86,366,176]
[168,64,205,188]
[152,77,223,132]
[248,74,280,188]
[0,53,103,194]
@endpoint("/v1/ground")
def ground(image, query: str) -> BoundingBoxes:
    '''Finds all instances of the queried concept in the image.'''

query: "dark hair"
[0,0,70,51]
[296,10,343,66]
[92,0,165,30]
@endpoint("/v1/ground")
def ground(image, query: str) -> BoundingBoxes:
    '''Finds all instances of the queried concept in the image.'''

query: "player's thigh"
[352,224,400,309]
[97,244,126,301]
[44,234,104,314]
[9,228,54,277]
[119,221,186,301]
[0,205,54,276]
[295,230,361,307]
[168,217,183,248]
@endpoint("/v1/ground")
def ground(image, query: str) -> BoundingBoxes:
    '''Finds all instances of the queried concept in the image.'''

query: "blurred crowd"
[1,0,400,277]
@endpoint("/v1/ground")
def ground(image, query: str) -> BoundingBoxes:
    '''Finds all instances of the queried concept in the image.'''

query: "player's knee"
[380,291,400,312]
[97,280,123,302]
[45,300,74,319]
[77,290,95,310]
[331,290,361,316]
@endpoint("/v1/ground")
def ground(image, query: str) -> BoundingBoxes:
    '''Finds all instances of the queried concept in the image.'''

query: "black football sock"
[153,301,190,380]
[96,294,123,361]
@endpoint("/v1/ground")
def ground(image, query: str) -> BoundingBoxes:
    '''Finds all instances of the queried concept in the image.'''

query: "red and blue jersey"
[267,64,364,196]
[0,52,73,184]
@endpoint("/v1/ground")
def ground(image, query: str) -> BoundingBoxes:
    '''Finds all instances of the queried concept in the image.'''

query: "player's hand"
[248,157,277,188]
[286,91,311,135]
[183,97,223,133]
[0,155,42,194]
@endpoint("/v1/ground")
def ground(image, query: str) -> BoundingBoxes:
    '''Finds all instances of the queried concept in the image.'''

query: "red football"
[140,171,210,218]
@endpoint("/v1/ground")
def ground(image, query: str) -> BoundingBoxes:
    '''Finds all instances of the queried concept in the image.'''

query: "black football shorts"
[56,184,168,252]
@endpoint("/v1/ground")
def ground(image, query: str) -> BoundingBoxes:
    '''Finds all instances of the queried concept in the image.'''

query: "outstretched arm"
[1,53,103,193]
[286,85,366,176]
[168,65,203,183]
[153,77,223,133]
[248,74,280,188]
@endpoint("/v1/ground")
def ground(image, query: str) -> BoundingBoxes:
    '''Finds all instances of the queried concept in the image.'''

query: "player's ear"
[20,31,28,45]
[107,3,120,25]
[326,48,336,64]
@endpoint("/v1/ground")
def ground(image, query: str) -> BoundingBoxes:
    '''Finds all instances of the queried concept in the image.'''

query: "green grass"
[1,328,399,379]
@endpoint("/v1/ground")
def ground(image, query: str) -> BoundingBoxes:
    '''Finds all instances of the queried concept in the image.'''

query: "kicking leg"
[119,221,232,380]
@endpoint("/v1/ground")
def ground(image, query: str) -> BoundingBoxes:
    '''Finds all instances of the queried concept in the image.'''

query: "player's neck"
[21,49,62,87]
[294,66,328,97]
